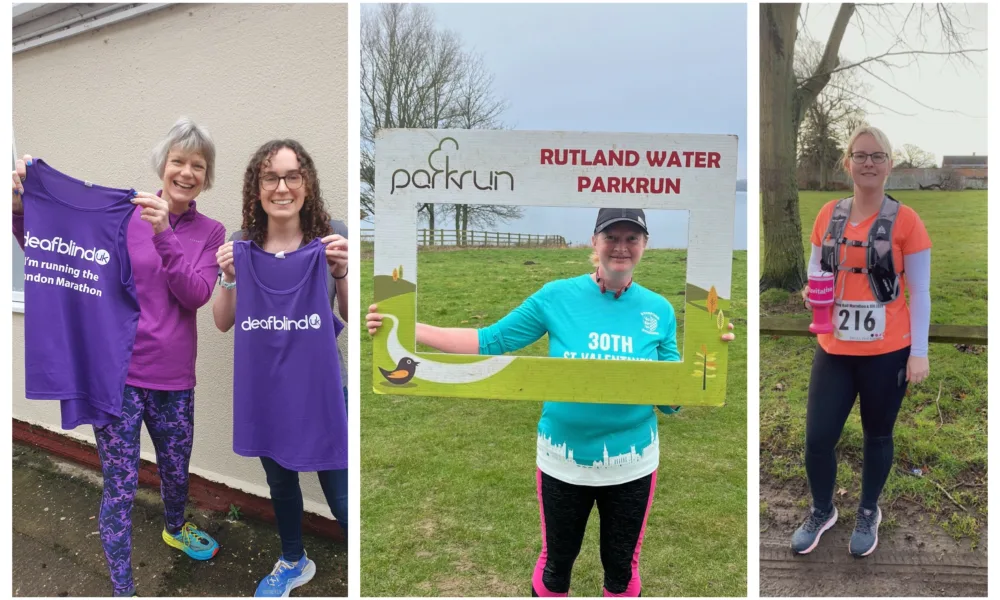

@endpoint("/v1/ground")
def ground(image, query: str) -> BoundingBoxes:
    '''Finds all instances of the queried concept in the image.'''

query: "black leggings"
[805,345,910,512]
[532,470,655,597]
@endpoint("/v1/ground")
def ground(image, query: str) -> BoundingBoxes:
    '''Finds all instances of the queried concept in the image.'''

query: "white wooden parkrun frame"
[373,129,738,406]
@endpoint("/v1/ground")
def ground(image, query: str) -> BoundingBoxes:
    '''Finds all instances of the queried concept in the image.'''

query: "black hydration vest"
[819,195,901,304]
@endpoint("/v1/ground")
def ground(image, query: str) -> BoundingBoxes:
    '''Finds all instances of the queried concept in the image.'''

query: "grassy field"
[361,248,748,596]
[759,190,987,543]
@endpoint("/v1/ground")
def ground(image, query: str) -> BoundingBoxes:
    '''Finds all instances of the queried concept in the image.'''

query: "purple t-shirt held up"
[16,159,140,428]
[14,162,227,400]
[232,238,347,471]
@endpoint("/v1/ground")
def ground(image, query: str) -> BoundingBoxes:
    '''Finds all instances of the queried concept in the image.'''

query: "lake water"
[470,192,747,249]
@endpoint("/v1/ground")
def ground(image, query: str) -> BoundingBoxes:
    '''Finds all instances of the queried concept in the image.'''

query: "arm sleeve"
[477,287,548,355]
[808,243,822,274]
[13,213,25,248]
[154,222,227,311]
[904,249,931,358]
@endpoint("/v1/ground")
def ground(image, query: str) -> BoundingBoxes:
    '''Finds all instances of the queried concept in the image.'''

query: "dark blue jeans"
[258,386,348,562]
[259,458,348,562]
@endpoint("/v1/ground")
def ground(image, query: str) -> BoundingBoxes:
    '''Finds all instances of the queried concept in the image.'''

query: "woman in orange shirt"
[792,125,931,557]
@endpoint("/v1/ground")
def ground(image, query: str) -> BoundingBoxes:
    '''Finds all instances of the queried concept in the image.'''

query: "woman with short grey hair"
[11,117,228,597]
[151,117,217,192]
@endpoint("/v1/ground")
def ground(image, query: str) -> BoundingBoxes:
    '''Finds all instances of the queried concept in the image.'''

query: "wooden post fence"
[361,229,566,248]
[760,318,987,345]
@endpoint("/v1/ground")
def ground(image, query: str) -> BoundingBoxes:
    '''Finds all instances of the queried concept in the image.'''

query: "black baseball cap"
[594,208,648,235]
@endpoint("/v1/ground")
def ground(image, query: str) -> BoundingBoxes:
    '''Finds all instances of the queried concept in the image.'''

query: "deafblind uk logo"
[641,312,659,335]
[242,313,324,332]
[24,231,111,265]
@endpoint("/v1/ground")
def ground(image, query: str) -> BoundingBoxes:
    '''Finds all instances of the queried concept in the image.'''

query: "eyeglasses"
[261,172,304,191]
[850,152,888,164]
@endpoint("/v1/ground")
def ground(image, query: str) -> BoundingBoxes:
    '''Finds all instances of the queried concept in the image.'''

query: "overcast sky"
[369,3,749,249]
[428,3,748,179]
[799,3,988,162]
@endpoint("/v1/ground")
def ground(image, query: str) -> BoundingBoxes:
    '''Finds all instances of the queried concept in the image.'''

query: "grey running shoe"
[791,505,838,554]
[849,505,882,557]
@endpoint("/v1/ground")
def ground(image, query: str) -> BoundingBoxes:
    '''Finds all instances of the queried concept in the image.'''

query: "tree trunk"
[461,205,469,244]
[760,4,807,292]
[427,204,435,245]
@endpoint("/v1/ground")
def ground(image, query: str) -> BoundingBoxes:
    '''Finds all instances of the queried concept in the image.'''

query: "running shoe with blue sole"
[255,552,317,597]
[162,522,220,560]
[849,505,882,557]
[791,505,838,554]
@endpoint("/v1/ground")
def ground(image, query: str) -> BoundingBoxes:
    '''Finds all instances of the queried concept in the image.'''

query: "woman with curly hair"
[212,140,348,597]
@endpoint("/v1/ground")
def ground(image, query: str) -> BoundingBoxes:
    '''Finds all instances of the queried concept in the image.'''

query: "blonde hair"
[841,125,893,172]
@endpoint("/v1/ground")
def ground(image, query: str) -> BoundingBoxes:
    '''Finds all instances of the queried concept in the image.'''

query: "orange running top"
[810,198,931,356]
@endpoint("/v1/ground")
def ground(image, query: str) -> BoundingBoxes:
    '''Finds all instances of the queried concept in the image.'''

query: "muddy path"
[759,478,987,597]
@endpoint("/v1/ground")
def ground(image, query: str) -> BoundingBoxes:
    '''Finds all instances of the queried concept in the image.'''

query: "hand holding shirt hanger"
[322,233,348,278]
[12,154,32,214]
[131,192,171,235]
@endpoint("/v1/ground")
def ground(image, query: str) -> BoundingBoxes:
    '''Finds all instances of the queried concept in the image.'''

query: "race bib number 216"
[833,300,885,342]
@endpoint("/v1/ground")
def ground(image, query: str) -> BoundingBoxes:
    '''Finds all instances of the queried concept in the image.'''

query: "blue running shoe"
[791,505,838,554]
[255,552,317,597]
[162,522,220,560]
[850,505,882,557]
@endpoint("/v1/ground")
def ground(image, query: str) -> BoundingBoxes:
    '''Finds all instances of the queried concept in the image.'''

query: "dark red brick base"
[13,418,344,542]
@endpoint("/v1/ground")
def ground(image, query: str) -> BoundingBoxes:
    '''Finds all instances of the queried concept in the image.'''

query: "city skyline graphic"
[537,426,659,470]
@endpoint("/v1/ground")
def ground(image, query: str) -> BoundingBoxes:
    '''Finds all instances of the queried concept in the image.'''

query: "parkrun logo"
[390,137,514,195]
[24,231,110,265]
[241,313,323,332]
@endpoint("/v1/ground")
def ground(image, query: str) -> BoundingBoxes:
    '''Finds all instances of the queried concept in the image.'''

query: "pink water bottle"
[808,270,835,334]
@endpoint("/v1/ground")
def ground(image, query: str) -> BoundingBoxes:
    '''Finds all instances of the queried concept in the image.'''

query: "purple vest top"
[232,238,347,471]
[21,159,139,429]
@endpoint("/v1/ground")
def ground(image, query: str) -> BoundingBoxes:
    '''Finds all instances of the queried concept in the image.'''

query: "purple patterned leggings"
[93,385,194,597]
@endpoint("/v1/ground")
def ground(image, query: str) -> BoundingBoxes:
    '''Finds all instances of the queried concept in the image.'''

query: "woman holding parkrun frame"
[12,118,226,597]
[794,125,932,557]
[213,139,349,597]
[367,208,736,597]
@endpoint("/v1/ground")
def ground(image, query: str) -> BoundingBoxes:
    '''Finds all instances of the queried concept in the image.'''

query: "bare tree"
[360,3,463,232]
[447,52,521,242]
[795,39,868,190]
[436,202,524,244]
[360,3,518,240]
[893,143,937,168]
[936,168,964,190]
[760,3,985,291]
